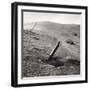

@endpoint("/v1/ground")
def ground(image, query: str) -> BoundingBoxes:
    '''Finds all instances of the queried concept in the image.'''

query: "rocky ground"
[22,21,80,78]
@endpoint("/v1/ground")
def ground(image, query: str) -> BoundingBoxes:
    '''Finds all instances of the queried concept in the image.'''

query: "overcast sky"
[23,11,81,24]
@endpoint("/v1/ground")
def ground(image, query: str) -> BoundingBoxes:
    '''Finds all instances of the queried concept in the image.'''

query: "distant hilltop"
[24,21,80,31]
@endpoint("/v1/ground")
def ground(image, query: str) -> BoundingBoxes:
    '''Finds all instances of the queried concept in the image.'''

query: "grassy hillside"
[22,21,80,77]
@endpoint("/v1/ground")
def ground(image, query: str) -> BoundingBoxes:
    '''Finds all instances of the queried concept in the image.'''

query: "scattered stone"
[66,39,76,45]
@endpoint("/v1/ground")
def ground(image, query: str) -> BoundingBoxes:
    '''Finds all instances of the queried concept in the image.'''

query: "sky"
[23,11,81,25]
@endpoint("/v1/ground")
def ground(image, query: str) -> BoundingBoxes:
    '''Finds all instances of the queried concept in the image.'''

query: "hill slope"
[22,21,80,77]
